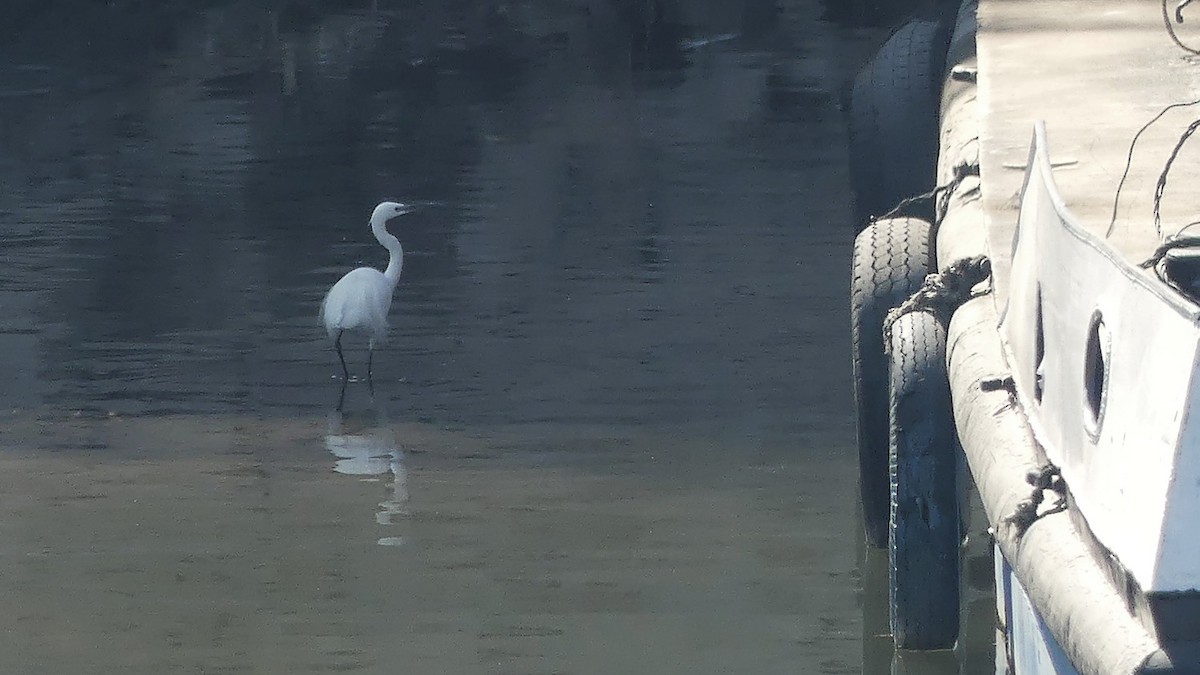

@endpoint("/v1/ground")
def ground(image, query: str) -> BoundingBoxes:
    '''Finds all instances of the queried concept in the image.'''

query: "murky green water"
[0,1,992,672]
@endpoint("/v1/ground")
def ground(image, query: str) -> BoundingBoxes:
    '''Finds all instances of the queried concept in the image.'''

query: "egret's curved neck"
[371,216,403,285]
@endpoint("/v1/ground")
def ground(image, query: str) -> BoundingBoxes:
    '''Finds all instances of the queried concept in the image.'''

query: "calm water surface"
[0,2,992,673]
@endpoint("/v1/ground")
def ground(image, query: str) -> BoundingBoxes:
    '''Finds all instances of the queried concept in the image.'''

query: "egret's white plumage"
[321,201,412,380]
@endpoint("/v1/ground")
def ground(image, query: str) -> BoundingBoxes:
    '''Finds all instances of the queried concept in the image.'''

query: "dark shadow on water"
[818,0,960,28]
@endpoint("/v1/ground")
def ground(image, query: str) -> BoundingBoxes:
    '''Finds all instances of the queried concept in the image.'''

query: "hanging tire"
[848,17,950,228]
[888,310,960,650]
[851,217,934,549]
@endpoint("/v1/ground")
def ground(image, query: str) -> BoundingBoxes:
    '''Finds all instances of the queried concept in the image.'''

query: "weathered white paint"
[1000,123,1200,593]
[999,544,1081,675]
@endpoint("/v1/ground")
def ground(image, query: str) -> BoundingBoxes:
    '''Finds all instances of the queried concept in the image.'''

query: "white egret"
[320,201,413,381]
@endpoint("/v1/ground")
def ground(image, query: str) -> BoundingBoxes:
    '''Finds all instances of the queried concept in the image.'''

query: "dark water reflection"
[0,1,991,673]
[2,1,863,432]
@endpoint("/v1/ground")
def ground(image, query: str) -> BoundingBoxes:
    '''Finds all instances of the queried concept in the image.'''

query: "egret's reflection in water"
[324,383,409,545]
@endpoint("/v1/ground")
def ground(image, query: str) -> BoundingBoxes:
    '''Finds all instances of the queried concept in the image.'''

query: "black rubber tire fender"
[887,310,961,651]
[848,17,951,228]
[851,217,934,549]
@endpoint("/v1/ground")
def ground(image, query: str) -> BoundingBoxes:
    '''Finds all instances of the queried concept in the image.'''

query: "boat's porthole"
[1083,311,1110,437]
[1034,286,1045,404]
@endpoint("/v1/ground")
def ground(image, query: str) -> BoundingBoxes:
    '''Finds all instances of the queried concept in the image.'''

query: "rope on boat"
[1153,117,1200,239]
[1106,97,1200,239]
[882,255,992,352]
[1105,72,1200,242]
[869,159,979,225]
[1004,463,1068,536]
[1163,0,1200,55]
[1139,234,1200,269]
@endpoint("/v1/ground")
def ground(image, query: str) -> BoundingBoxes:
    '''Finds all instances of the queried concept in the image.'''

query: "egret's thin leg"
[336,380,348,411]
[367,344,374,384]
[335,330,349,380]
